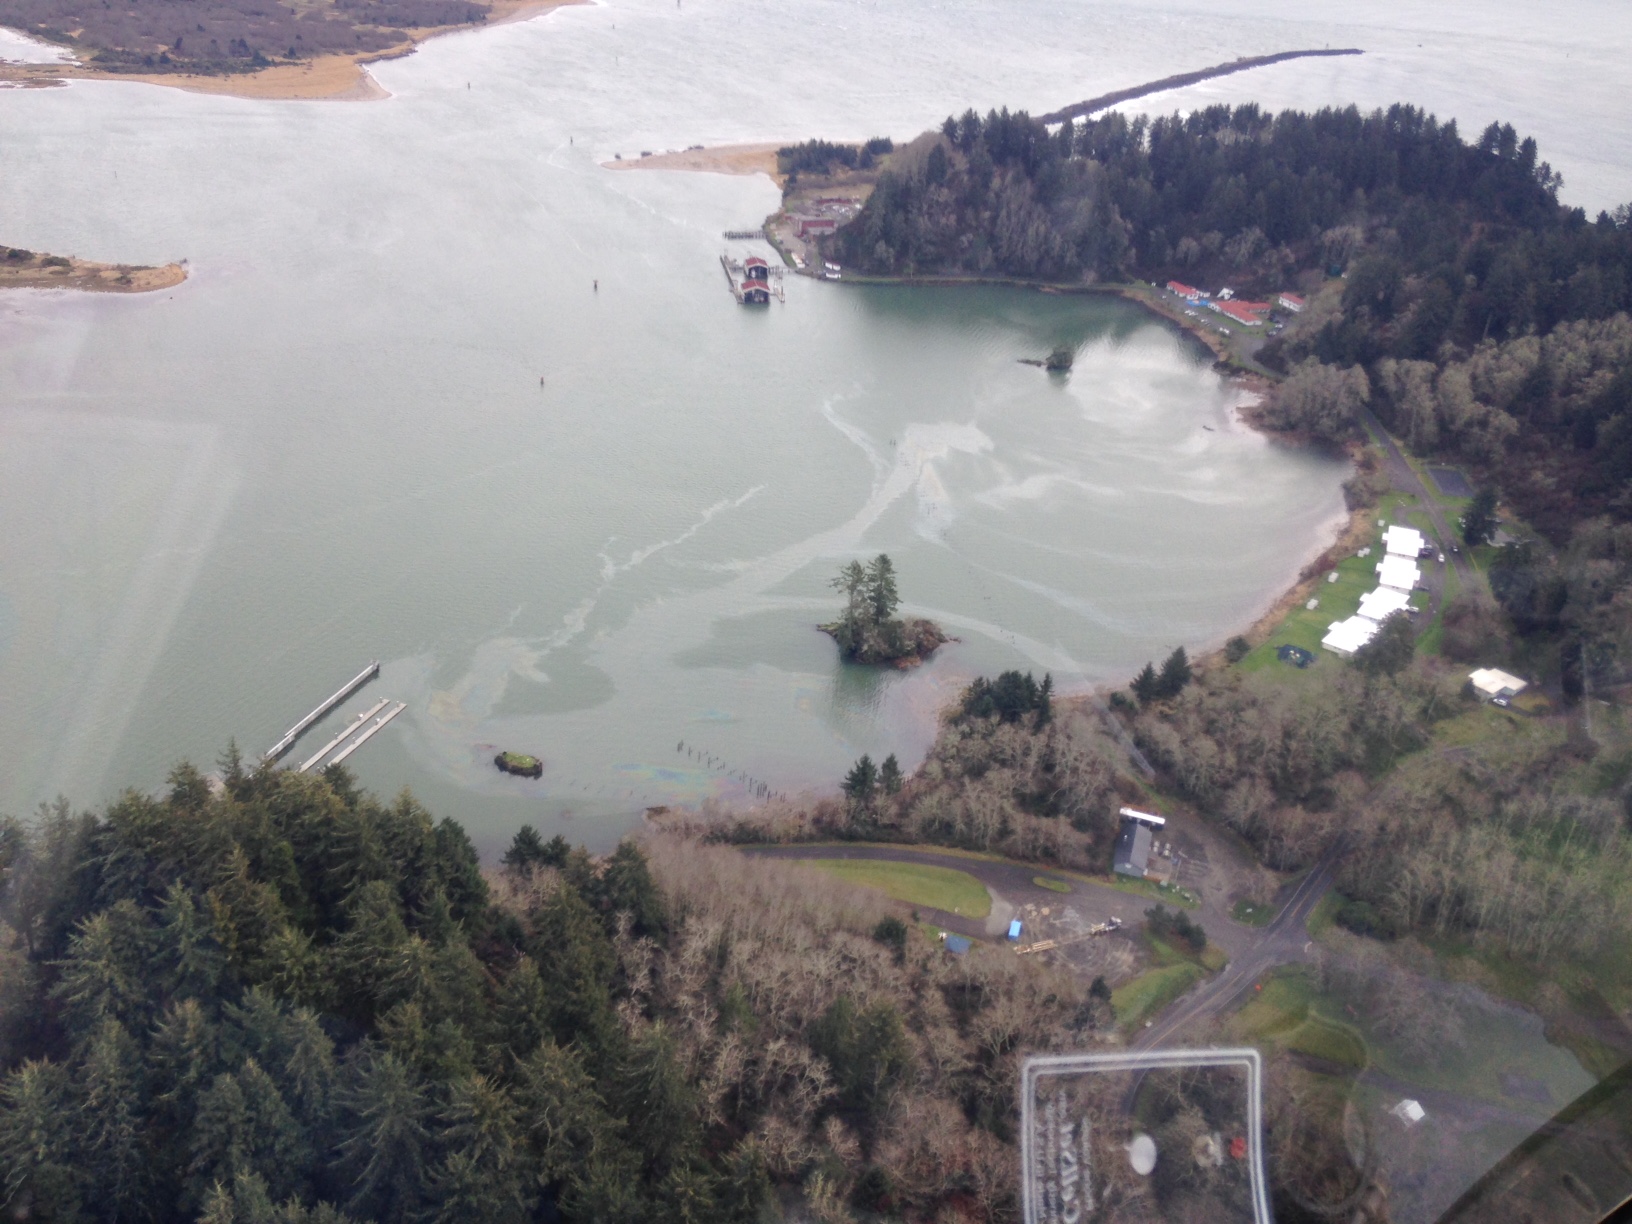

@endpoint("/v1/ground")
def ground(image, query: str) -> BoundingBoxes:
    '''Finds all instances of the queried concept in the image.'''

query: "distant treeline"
[0,754,1087,1222]
[777,136,893,180]
[0,0,485,73]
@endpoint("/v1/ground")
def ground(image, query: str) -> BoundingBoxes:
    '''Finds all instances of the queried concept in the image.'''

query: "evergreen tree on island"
[821,554,949,666]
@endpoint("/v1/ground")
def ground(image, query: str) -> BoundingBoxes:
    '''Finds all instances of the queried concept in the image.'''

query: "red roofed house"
[1216,300,1268,326]
[743,256,770,283]
[1277,292,1306,313]
[1166,280,1202,301]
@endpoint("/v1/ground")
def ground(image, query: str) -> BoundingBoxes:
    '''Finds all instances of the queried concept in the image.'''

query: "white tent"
[1322,615,1381,658]
[1358,587,1412,621]
[1384,525,1427,557]
[1375,555,1421,592]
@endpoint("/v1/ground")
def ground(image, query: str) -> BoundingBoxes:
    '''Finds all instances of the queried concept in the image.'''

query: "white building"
[1469,668,1527,702]
[1357,586,1412,621]
[1376,555,1421,593]
[1383,524,1427,558]
[1321,615,1381,658]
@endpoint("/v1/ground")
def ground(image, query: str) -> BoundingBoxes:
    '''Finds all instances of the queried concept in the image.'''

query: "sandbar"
[605,142,784,182]
[0,249,186,293]
[0,0,580,101]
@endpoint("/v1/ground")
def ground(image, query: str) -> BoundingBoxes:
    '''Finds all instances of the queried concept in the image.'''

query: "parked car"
[1438,552,1446,563]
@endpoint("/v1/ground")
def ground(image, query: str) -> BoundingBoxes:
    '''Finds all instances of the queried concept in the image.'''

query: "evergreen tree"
[842,755,878,807]
[76,1017,149,1218]
[1156,647,1192,698]
[494,956,553,1060]
[1353,612,1416,675]
[335,1050,432,1221]
[1130,662,1160,704]
[428,1075,533,1224]
[501,825,547,872]
[878,753,904,795]
[595,841,668,942]
[0,1059,83,1219]
[1036,673,1054,728]
[864,554,901,623]
[1462,487,1499,546]
[828,560,869,650]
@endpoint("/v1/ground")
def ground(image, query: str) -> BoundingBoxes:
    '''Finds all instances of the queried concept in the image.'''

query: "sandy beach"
[0,250,186,293]
[604,142,783,181]
[0,0,579,101]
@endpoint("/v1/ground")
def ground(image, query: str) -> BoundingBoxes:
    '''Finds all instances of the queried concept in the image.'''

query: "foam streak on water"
[3,0,1621,848]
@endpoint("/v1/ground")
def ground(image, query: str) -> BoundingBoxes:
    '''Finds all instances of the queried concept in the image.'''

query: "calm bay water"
[2,0,1625,852]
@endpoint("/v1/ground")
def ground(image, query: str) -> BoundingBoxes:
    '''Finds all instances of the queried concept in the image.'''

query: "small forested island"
[820,553,948,666]
[494,750,542,778]
[0,244,185,293]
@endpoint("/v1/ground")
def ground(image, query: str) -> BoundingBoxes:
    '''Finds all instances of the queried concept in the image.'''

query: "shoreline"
[0,0,580,101]
[0,249,186,293]
[603,142,784,181]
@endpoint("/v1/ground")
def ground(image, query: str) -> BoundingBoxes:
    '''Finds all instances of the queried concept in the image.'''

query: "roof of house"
[1383,524,1427,557]
[1469,667,1527,697]
[1114,822,1153,875]
[1216,301,1266,324]
[1167,280,1200,296]
[1375,554,1421,592]
[744,256,769,266]
[1358,586,1412,621]
[1322,615,1381,655]
[1279,292,1306,305]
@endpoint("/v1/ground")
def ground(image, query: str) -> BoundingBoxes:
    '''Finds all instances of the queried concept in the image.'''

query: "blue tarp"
[944,934,972,955]
[1007,919,1023,940]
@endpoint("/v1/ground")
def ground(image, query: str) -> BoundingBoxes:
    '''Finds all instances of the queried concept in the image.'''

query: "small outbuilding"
[1468,668,1527,704]
[1007,919,1023,941]
[1278,292,1306,313]
[942,934,972,956]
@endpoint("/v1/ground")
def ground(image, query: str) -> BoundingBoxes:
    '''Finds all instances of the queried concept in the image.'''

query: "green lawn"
[1232,898,1275,927]
[802,859,991,919]
[1239,493,1415,673]
[1112,962,1202,1030]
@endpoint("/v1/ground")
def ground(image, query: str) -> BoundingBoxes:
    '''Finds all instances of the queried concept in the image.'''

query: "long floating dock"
[264,661,380,763]
[329,701,407,765]
[298,697,391,773]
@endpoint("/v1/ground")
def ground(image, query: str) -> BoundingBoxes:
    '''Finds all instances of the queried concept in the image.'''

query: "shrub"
[1224,636,1251,663]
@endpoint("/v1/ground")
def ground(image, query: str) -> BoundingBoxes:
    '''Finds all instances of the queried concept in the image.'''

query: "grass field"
[1232,899,1275,926]
[1239,493,1414,674]
[802,859,992,918]
[1112,962,1202,1029]
[1229,971,1368,1069]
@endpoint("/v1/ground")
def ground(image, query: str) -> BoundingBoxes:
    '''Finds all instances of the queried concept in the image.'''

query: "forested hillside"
[0,755,1086,1223]
[829,102,1632,687]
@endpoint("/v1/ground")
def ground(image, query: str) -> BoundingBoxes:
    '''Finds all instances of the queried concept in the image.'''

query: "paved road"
[745,831,1346,1051]
[1361,406,1475,588]
[742,843,1139,941]
[1131,834,1347,1051]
